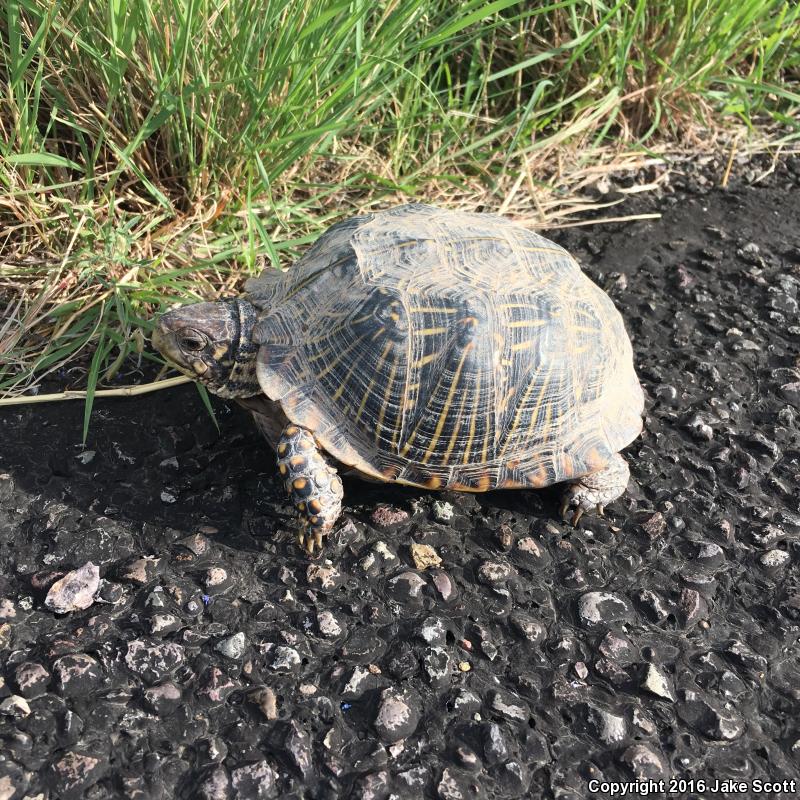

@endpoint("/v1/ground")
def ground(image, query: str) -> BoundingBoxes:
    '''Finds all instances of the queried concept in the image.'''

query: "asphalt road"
[1,152,799,799]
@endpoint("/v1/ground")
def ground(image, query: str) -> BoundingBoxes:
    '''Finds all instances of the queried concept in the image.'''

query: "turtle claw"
[559,496,584,526]
[298,523,327,557]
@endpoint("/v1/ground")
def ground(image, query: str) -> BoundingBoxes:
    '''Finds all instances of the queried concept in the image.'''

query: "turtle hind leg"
[277,425,343,556]
[560,453,630,526]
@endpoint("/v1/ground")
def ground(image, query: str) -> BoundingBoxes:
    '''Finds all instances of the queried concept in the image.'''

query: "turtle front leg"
[277,425,343,556]
[560,453,630,526]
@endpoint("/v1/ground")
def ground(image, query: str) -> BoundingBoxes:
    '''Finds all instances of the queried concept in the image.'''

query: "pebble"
[431,570,457,602]
[584,703,627,745]
[597,631,636,664]
[641,664,675,702]
[724,639,768,676]
[0,760,29,799]
[0,695,31,718]
[370,505,409,527]
[752,524,787,548]
[47,751,107,800]
[372,541,399,563]
[96,580,124,604]
[249,687,278,720]
[577,591,634,628]
[410,543,442,570]
[317,609,343,637]
[437,767,479,800]
[374,688,421,743]
[476,560,514,585]
[119,555,165,585]
[270,645,302,673]
[780,381,800,407]
[515,537,547,565]
[44,562,100,613]
[387,571,427,603]
[140,681,181,716]
[13,661,50,698]
[634,589,671,622]
[340,664,370,696]
[354,769,391,800]
[307,562,344,590]
[450,691,480,717]
[198,765,230,800]
[176,532,213,556]
[215,632,247,660]
[677,588,708,627]
[478,722,509,766]
[285,719,313,779]
[196,666,239,705]
[204,567,234,594]
[632,708,656,736]
[498,761,528,795]
[0,598,17,620]
[124,639,185,684]
[53,653,103,696]
[455,745,480,770]
[489,690,528,722]
[573,661,588,680]
[620,744,668,779]
[423,646,452,688]
[686,414,713,441]
[677,689,744,740]
[231,760,278,799]
[759,549,790,569]
[431,500,454,522]
[149,613,182,636]
[509,612,545,644]
[413,616,444,647]
[496,523,515,550]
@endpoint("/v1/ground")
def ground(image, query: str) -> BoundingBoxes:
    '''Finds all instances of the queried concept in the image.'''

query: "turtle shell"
[246,204,643,491]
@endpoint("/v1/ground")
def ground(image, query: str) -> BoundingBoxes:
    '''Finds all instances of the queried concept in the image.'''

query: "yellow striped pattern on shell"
[246,204,644,491]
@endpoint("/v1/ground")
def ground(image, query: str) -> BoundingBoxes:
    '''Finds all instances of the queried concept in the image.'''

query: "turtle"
[152,203,644,554]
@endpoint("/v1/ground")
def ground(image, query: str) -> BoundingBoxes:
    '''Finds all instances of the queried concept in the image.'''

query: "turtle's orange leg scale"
[277,425,344,556]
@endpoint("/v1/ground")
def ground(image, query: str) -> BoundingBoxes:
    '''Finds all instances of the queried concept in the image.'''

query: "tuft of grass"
[1,0,799,410]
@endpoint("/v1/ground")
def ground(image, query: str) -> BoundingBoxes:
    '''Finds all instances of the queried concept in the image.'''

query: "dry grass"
[2,0,799,422]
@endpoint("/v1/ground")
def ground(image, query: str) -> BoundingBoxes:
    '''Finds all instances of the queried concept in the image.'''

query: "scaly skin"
[560,453,630,526]
[276,424,344,556]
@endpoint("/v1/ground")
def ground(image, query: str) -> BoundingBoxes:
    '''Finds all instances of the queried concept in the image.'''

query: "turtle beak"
[151,315,192,372]
[151,318,179,364]
[150,322,168,355]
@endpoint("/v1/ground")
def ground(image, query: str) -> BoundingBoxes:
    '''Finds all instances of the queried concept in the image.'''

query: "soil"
[1,153,799,800]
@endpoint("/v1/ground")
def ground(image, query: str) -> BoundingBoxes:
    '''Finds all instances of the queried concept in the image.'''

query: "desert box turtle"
[152,204,644,554]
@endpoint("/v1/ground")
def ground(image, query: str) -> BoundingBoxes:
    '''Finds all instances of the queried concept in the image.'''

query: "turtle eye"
[179,328,207,352]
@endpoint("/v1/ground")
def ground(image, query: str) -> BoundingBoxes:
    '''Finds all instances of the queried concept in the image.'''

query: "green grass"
[2,0,799,405]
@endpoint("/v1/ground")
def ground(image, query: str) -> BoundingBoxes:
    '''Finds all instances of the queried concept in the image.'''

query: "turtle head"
[151,299,261,398]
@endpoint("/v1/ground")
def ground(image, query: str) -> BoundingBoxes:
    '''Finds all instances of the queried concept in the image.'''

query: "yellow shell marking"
[355,339,393,426]
[421,341,474,464]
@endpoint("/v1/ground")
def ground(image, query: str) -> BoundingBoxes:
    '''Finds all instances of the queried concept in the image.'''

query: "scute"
[251,204,644,490]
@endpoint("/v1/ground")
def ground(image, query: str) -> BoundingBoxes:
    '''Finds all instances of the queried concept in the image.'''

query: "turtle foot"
[278,424,343,556]
[560,453,629,527]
